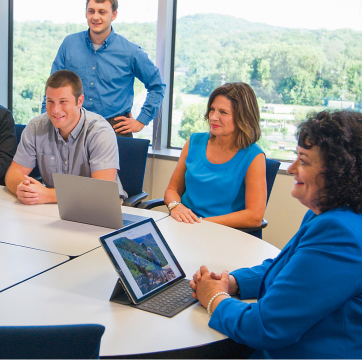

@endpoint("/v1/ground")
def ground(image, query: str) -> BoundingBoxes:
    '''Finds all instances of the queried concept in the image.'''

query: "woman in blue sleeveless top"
[164,82,266,229]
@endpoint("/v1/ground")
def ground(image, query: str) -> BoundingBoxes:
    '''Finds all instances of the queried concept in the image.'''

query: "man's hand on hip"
[113,112,145,134]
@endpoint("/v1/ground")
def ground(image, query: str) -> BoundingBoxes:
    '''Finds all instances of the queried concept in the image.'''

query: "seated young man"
[5,69,126,205]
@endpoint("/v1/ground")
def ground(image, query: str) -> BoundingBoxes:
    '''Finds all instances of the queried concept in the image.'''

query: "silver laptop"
[53,173,149,229]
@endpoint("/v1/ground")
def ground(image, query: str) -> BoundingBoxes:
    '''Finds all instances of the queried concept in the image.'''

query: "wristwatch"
[167,201,180,212]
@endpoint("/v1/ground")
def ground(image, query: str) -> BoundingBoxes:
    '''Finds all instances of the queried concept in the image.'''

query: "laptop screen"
[100,218,185,303]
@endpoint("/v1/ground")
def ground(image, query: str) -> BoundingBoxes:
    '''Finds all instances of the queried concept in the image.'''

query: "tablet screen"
[100,218,185,303]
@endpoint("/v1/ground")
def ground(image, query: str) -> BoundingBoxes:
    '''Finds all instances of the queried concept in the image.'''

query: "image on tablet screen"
[113,233,177,295]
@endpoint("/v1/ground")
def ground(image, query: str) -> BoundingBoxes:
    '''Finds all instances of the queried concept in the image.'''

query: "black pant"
[106,116,133,138]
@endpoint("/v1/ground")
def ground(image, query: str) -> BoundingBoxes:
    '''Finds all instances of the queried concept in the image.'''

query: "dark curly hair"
[205,82,261,149]
[297,110,362,214]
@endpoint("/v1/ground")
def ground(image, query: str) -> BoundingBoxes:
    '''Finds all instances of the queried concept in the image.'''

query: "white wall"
[143,157,307,250]
[263,173,306,249]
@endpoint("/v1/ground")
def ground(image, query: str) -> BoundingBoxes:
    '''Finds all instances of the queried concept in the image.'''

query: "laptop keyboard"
[136,279,197,317]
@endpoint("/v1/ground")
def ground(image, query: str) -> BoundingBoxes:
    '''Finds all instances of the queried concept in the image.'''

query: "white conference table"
[0,242,69,292]
[0,203,280,357]
[0,186,168,257]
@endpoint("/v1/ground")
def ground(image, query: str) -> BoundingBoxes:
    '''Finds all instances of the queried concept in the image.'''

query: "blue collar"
[85,26,116,47]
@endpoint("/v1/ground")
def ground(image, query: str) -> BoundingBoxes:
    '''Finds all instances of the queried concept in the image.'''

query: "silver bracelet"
[207,292,231,315]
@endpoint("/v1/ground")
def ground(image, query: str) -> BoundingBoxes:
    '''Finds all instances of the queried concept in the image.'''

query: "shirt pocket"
[67,59,87,81]
[39,154,58,188]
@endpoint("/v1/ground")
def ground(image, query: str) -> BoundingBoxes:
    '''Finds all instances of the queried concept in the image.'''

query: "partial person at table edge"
[164,82,267,229]
[0,105,17,186]
[190,110,362,358]
[5,69,126,205]
[41,0,166,137]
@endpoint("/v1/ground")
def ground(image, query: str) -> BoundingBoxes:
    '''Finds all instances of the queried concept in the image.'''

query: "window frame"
[0,0,11,109]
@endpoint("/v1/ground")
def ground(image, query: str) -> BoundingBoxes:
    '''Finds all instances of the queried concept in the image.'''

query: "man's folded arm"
[5,161,33,195]
[5,161,57,205]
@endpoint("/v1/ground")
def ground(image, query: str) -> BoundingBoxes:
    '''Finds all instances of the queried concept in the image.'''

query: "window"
[12,0,158,142]
[9,0,362,160]
[170,0,362,160]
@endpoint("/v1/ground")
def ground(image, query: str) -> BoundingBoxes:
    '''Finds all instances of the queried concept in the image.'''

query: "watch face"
[168,201,178,211]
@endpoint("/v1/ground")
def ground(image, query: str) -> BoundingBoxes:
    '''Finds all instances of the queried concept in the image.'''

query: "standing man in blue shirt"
[42,0,166,137]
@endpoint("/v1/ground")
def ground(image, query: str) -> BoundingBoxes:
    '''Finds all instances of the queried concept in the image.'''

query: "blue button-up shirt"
[42,28,166,125]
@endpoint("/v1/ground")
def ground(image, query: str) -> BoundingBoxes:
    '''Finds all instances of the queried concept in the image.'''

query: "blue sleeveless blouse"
[181,132,263,218]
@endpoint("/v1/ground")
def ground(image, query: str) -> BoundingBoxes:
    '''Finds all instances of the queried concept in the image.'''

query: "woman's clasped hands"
[190,265,238,314]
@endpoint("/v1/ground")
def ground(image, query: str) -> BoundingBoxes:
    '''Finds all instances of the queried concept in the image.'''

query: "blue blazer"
[209,208,362,358]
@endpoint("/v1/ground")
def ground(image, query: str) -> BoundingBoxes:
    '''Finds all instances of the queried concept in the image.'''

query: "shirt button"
[64,161,68,165]
[91,83,93,85]
[93,67,95,70]
[90,98,92,101]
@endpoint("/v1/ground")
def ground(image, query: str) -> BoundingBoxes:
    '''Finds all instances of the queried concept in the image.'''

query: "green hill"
[12,13,362,124]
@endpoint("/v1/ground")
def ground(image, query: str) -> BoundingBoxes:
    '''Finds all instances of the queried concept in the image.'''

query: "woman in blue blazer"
[190,110,362,358]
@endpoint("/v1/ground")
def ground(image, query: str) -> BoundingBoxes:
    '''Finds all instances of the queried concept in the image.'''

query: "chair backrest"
[0,324,105,359]
[265,158,281,205]
[243,158,280,239]
[14,123,26,145]
[14,124,41,179]
[116,137,150,198]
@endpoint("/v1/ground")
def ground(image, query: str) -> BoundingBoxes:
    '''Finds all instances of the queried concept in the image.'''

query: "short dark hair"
[45,70,84,101]
[297,110,362,214]
[205,82,261,149]
[86,0,118,12]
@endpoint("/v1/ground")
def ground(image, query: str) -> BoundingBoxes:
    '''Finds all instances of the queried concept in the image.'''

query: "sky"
[14,0,362,32]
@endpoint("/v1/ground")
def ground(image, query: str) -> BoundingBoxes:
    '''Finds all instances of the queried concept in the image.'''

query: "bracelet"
[167,201,180,212]
[207,292,231,316]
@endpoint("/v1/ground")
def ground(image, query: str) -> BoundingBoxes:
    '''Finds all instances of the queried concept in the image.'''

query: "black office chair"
[14,124,42,179]
[0,324,105,359]
[138,158,281,239]
[237,158,280,238]
[116,137,150,207]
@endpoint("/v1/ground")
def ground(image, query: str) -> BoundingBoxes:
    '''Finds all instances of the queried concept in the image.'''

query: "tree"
[174,95,183,109]
[252,58,274,93]
[178,102,209,141]
[281,126,288,139]
[257,137,271,151]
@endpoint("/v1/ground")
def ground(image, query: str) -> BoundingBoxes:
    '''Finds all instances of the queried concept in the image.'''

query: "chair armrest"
[137,198,165,210]
[237,219,268,233]
[123,191,148,207]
